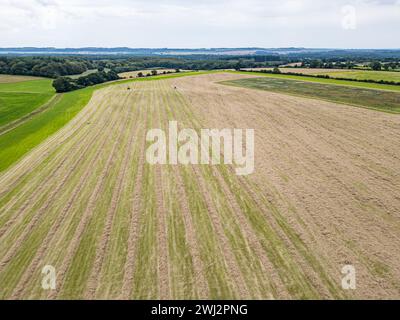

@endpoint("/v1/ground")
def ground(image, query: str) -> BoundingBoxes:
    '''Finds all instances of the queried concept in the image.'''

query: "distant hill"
[1,47,400,59]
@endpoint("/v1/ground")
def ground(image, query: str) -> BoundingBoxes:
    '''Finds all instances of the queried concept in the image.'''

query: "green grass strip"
[0,79,55,94]
[0,92,54,128]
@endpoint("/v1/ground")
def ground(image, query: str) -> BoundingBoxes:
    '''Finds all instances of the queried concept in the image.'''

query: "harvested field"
[0,75,45,84]
[0,73,399,299]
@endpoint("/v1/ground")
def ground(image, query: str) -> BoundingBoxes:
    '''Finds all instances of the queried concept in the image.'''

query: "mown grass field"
[0,71,213,173]
[0,73,399,299]
[0,78,344,299]
[222,77,400,113]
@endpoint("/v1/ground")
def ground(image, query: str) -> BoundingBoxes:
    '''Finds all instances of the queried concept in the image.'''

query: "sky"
[0,0,399,49]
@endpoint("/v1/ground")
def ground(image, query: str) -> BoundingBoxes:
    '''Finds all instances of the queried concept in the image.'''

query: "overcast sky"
[0,0,399,48]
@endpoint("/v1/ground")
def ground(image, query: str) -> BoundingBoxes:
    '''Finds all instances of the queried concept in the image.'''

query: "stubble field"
[0,75,46,84]
[0,73,399,299]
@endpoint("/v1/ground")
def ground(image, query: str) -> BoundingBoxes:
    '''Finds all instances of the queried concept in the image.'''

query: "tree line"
[0,56,282,78]
[52,71,120,93]
[300,59,400,71]
[1,56,399,80]
[0,56,92,78]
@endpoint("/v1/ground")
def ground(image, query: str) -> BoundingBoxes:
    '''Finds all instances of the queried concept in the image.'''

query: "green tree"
[272,67,281,74]
[371,61,382,71]
[53,77,79,93]
[309,60,322,68]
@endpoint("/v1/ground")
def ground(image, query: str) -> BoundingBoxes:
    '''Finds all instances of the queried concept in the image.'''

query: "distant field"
[242,68,400,83]
[67,69,99,79]
[279,62,302,67]
[0,75,45,83]
[241,68,273,72]
[232,70,400,92]
[280,68,352,75]
[318,70,400,82]
[0,79,55,130]
[223,76,400,113]
[243,68,349,75]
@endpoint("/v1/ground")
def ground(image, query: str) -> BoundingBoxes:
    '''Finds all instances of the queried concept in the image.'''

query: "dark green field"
[222,77,400,113]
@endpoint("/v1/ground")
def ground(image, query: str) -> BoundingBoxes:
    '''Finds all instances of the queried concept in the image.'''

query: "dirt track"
[0,73,399,299]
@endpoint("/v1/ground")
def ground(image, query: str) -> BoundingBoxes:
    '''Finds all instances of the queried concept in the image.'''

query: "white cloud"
[0,0,398,48]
